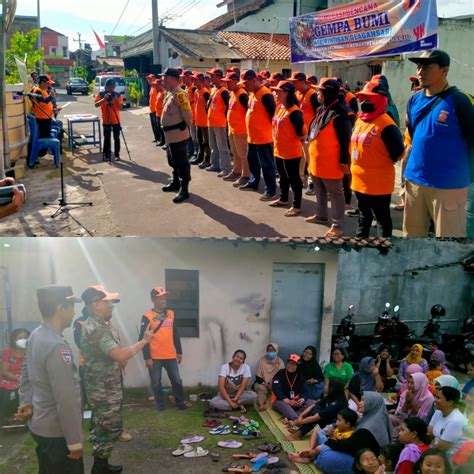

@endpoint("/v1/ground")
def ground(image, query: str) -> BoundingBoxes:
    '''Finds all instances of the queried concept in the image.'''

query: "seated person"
[379,444,404,474]
[253,342,285,412]
[375,345,397,392]
[285,377,348,441]
[412,448,453,474]
[461,359,474,417]
[272,354,315,422]
[209,349,257,412]
[399,345,428,383]
[299,345,325,401]
[425,359,444,391]
[353,448,385,474]
[395,417,430,474]
[349,356,384,404]
[430,350,450,375]
[323,349,354,394]
[0,328,29,425]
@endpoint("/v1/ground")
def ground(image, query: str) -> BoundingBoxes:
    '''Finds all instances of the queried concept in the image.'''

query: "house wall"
[0,238,338,388]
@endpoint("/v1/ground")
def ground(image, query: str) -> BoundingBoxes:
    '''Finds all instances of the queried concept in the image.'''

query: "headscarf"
[299,345,324,382]
[371,74,400,125]
[405,344,424,365]
[431,350,450,374]
[396,372,434,420]
[399,363,425,395]
[359,94,388,122]
[434,374,461,392]
[357,391,393,447]
[359,356,377,392]
[255,342,285,385]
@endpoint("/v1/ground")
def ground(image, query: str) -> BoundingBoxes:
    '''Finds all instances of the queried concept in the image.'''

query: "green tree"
[129,83,143,107]
[5,29,44,84]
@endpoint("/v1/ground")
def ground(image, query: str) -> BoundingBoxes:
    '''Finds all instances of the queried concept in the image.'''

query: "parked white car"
[93,75,131,107]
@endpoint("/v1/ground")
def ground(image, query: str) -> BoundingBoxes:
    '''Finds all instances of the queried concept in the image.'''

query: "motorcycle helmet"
[431,304,446,317]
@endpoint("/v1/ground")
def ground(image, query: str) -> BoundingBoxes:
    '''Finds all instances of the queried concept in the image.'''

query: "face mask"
[360,101,375,113]
[266,352,277,360]
[15,338,27,349]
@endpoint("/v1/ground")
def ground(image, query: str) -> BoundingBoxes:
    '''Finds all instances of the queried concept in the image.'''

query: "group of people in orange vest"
[146,67,405,238]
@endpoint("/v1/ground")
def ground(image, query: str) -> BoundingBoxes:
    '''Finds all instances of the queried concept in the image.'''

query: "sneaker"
[114,155,120,161]
[198,161,210,169]
[223,172,239,181]
[233,177,249,188]
[305,183,316,195]
[217,171,227,178]
[259,192,276,202]
[345,208,360,217]
[239,183,258,191]
[118,431,132,442]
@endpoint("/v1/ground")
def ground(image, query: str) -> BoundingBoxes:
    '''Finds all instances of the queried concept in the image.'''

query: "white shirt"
[429,408,468,456]
[219,363,251,387]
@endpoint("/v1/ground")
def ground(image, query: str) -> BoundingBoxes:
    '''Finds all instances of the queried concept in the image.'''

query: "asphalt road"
[55,90,404,238]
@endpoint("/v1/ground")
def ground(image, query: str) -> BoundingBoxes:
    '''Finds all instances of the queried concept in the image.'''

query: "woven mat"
[258,408,322,474]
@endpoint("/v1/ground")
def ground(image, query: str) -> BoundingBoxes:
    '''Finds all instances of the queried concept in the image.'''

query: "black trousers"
[103,124,121,158]
[343,173,353,205]
[275,157,303,208]
[355,191,393,237]
[197,126,210,163]
[31,432,84,474]
[149,113,161,142]
[156,116,165,144]
[167,139,191,183]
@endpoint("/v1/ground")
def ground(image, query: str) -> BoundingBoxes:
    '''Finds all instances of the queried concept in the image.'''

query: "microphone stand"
[106,94,132,162]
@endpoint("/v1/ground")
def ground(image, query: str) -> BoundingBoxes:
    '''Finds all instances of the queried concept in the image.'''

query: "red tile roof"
[218,31,290,61]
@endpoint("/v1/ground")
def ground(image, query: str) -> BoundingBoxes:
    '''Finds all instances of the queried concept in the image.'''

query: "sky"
[14,0,474,51]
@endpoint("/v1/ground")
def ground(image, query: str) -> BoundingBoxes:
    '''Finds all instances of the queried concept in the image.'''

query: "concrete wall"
[0,238,338,388]
[382,17,474,128]
[333,239,474,336]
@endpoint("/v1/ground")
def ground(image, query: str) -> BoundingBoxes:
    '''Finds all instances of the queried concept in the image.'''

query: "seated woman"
[299,345,325,401]
[272,354,315,421]
[430,350,450,375]
[348,356,384,404]
[0,328,29,425]
[428,386,468,457]
[253,342,285,412]
[323,348,354,393]
[395,417,430,474]
[209,349,257,413]
[399,345,428,383]
[285,377,348,441]
[375,345,397,392]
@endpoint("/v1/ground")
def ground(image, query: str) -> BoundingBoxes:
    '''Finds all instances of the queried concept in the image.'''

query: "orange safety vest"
[272,105,304,159]
[350,113,398,195]
[207,86,227,128]
[227,88,247,135]
[299,88,318,127]
[308,118,344,180]
[96,93,123,125]
[246,86,273,145]
[345,92,357,110]
[149,87,158,113]
[31,87,54,120]
[155,91,164,118]
[195,87,210,128]
[143,309,177,360]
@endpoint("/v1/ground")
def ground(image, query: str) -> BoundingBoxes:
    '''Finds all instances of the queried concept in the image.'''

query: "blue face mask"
[266,352,277,360]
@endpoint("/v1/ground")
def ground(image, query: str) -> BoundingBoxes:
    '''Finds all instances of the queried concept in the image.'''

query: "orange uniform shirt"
[195,87,210,128]
[207,86,228,128]
[350,113,398,195]
[96,93,123,125]
[299,88,318,128]
[246,86,273,145]
[143,309,177,360]
[31,87,54,119]
[227,88,247,135]
[273,105,304,159]
[155,91,164,118]
[149,87,158,113]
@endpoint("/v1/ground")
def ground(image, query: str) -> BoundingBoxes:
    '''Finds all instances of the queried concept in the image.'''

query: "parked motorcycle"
[443,311,474,372]
[332,304,356,360]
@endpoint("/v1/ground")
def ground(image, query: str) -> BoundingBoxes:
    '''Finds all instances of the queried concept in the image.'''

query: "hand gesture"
[15,404,33,422]
[142,325,154,343]
[145,359,153,369]
[67,448,83,460]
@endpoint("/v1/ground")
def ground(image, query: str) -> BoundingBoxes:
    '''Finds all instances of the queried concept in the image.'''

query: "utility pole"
[37,0,43,73]
[152,0,160,67]
[73,33,83,67]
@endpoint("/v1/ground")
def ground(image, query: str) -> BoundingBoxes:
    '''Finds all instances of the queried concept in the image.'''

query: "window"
[63,47,68,57]
[51,48,57,56]
[165,269,199,337]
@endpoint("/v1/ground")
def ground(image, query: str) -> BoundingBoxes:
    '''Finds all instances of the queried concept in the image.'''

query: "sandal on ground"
[210,452,220,462]
[222,464,251,473]
[183,446,209,458]
[284,208,301,217]
[244,431,263,440]
[257,444,281,454]
[269,199,288,207]
[210,425,231,435]
[251,456,268,471]
[180,435,204,444]
[304,215,328,224]
[172,444,194,456]
[239,405,247,414]
[218,440,243,449]
[233,452,259,460]
[325,227,344,238]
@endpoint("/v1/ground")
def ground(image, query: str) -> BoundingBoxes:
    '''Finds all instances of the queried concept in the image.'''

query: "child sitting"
[425,359,443,391]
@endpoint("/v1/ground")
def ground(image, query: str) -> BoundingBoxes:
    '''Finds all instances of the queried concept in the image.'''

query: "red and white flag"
[92,28,106,49]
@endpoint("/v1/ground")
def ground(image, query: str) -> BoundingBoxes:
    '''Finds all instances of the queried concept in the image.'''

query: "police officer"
[80,285,153,474]
[16,285,84,474]
[160,68,194,203]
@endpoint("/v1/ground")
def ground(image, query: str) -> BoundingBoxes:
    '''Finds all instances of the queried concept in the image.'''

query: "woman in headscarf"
[395,373,434,423]
[434,375,461,393]
[299,345,325,400]
[254,342,285,411]
[348,356,384,403]
[399,345,428,383]
[430,350,450,375]
[357,391,393,448]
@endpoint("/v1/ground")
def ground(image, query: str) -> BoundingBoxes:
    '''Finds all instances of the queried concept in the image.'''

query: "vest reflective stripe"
[350,114,397,195]
[143,310,177,360]
[31,87,53,119]
[195,88,210,127]
[246,86,273,145]
[228,88,247,135]
[155,91,164,117]
[207,86,227,127]
[273,105,303,159]
[308,119,343,180]
[300,88,317,127]
[149,88,158,113]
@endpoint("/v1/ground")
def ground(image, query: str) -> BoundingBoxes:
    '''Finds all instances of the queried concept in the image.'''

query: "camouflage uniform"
[80,315,122,459]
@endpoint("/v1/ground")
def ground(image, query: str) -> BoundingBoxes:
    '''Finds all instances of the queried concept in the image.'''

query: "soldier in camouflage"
[80,285,153,474]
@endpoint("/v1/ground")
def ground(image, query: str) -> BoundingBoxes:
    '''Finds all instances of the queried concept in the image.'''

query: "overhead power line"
[110,0,130,35]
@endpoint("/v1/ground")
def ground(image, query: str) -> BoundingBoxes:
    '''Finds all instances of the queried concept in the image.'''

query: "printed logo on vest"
[437,110,449,126]
[60,348,72,365]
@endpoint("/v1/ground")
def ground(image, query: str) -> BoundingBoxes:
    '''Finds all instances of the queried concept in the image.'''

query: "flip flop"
[218,440,243,449]
[180,435,204,444]
[210,425,231,435]
[251,456,268,472]
[203,419,220,428]
[244,431,263,440]
[250,453,268,463]
[266,457,279,465]
[172,444,194,456]
[269,200,288,207]
[183,446,209,458]
[257,444,281,454]
[284,208,301,217]
[222,464,251,473]
[233,452,259,460]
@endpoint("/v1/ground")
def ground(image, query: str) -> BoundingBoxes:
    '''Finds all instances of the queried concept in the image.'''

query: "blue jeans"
[247,143,276,195]
[304,382,325,400]
[150,359,185,407]
[314,445,354,474]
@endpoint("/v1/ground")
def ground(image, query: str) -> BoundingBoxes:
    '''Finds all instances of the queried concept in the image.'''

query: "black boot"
[162,171,180,192]
[91,457,123,474]
[173,181,189,203]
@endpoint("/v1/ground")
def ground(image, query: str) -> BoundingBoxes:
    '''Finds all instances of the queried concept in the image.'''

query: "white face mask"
[15,338,28,349]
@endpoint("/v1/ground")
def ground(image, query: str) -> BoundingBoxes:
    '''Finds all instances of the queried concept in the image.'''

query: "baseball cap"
[150,287,169,298]
[38,75,55,85]
[81,285,120,304]
[192,72,204,81]
[241,70,257,81]
[356,79,388,97]
[287,354,301,364]
[271,80,295,93]
[152,78,163,85]
[270,72,284,82]
[288,71,307,82]
[316,78,340,91]
[221,71,240,82]
[206,67,224,77]
[37,286,81,306]
[180,70,193,77]
[306,74,318,84]
[105,78,116,87]
[408,49,450,67]
[259,70,271,79]
[227,66,240,74]
[159,68,180,79]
